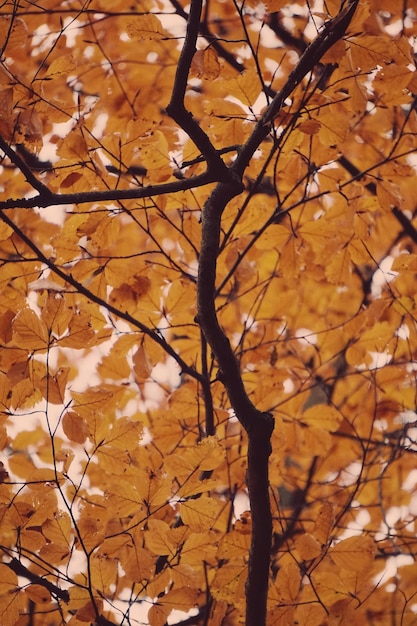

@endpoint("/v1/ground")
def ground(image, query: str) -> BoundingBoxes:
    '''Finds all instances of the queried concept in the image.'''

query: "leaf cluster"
[0,1,416,625]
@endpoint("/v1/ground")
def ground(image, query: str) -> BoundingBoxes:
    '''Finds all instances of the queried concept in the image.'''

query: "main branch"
[196,3,359,625]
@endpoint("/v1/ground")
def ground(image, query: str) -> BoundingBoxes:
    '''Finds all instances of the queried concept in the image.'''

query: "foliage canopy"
[0,0,417,625]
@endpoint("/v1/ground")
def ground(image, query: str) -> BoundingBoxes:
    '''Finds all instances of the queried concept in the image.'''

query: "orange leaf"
[274,561,301,601]
[126,14,166,40]
[295,533,322,560]
[12,308,49,350]
[62,411,89,444]
[329,535,375,572]
[24,584,51,604]
[191,48,221,80]
[133,344,153,382]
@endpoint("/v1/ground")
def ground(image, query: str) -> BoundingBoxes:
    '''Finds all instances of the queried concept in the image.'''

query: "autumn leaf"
[329,535,375,573]
[302,404,342,432]
[12,308,49,351]
[273,561,301,602]
[24,584,51,605]
[133,343,153,382]
[191,48,221,80]
[127,14,167,40]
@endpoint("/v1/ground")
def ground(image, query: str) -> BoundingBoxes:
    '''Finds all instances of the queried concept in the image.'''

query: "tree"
[0,0,416,624]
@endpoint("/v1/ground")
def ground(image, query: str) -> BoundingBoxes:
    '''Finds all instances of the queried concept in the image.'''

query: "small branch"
[169,0,245,73]
[6,557,70,602]
[0,170,215,210]
[166,0,231,180]
[0,137,53,196]
[232,0,359,177]
[168,0,202,106]
[0,209,201,383]
[339,155,417,244]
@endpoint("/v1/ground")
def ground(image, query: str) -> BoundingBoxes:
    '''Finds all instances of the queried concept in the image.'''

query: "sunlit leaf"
[164,437,225,476]
[274,561,301,601]
[62,411,89,444]
[302,404,342,432]
[191,48,221,80]
[133,344,153,382]
[12,308,49,350]
[24,584,51,604]
[329,536,375,572]
[127,14,166,40]
[180,494,221,531]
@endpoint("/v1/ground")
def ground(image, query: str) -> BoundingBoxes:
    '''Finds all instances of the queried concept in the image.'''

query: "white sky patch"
[282,377,294,393]
[366,350,392,370]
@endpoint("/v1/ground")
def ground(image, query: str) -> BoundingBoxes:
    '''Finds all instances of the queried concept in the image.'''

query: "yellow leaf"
[24,584,51,604]
[298,119,321,135]
[121,541,154,583]
[98,351,130,381]
[391,253,417,271]
[148,602,169,626]
[176,476,219,499]
[127,14,166,40]
[56,132,88,162]
[180,495,220,531]
[145,519,179,557]
[329,535,375,572]
[325,247,352,284]
[0,16,27,50]
[155,586,198,612]
[377,179,403,212]
[42,512,71,549]
[90,553,118,594]
[11,378,39,410]
[191,48,221,80]
[8,451,36,478]
[181,532,217,566]
[0,220,13,241]
[40,292,72,337]
[224,69,260,107]
[0,564,18,595]
[104,416,143,451]
[12,308,49,350]
[133,344,153,382]
[58,310,96,349]
[38,367,69,404]
[312,501,334,546]
[295,533,322,560]
[71,386,115,419]
[216,530,250,560]
[302,404,342,432]
[164,437,225,476]
[311,569,348,605]
[211,563,246,603]
[316,102,350,146]
[62,411,89,444]
[46,55,76,77]
[0,589,22,626]
[295,602,326,626]
[0,372,11,412]
[76,599,103,622]
[274,561,301,601]
[140,130,171,172]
